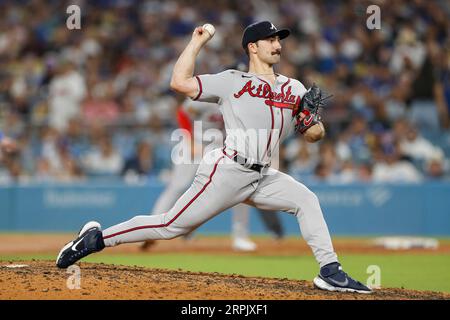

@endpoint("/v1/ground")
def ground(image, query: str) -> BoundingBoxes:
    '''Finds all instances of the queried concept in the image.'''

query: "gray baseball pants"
[102,148,338,267]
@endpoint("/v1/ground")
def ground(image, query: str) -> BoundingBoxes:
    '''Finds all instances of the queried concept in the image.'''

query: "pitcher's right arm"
[170,26,212,99]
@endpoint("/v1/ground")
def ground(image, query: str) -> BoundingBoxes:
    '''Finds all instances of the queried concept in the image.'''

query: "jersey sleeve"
[192,70,233,103]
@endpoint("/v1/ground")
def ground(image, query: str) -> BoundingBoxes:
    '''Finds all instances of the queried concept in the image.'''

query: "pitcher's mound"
[0,261,448,300]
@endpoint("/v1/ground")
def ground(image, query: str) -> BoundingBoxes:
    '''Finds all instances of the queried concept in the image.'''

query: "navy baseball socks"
[313,262,373,294]
[56,221,105,269]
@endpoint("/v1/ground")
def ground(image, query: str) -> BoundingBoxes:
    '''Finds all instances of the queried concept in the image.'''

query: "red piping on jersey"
[267,78,294,109]
[193,76,203,101]
[276,79,290,142]
[280,78,291,94]
[257,77,275,160]
[102,155,224,240]
[279,109,284,140]
[264,101,295,109]
[292,96,302,116]
[265,104,274,157]
[222,146,237,159]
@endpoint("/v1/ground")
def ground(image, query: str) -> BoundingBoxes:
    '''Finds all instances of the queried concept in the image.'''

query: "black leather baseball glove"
[294,84,331,134]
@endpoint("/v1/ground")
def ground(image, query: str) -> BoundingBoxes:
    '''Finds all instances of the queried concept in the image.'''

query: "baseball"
[304,122,325,143]
[202,23,215,37]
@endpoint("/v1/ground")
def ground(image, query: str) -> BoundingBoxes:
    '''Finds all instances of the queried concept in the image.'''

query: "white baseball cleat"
[232,238,257,252]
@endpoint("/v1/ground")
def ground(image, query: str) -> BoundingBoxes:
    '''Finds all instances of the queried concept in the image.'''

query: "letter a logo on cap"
[270,23,276,30]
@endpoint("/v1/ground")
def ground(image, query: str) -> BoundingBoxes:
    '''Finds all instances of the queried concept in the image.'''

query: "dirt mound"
[0,261,448,300]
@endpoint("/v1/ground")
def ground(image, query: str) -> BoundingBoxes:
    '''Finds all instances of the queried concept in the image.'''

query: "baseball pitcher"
[56,21,372,294]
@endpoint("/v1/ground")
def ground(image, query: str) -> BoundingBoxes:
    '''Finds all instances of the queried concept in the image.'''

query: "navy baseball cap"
[242,21,290,50]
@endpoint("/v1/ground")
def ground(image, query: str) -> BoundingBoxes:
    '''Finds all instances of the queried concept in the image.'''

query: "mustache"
[272,50,281,55]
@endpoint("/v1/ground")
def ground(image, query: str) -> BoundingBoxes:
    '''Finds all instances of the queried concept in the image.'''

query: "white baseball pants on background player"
[103,148,337,267]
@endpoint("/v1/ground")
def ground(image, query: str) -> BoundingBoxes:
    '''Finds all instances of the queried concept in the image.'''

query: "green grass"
[2,253,450,293]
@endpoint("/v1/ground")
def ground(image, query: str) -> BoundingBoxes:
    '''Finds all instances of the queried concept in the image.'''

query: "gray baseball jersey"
[193,69,307,165]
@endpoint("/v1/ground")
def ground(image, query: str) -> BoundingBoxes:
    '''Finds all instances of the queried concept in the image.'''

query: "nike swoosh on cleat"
[327,277,349,287]
[71,238,84,252]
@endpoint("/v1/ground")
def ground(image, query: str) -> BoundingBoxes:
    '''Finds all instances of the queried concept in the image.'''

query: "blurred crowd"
[1,0,450,184]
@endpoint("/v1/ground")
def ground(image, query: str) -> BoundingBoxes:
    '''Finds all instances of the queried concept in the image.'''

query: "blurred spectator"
[332,160,358,184]
[0,135,18,154]
[319,141,338,168]
[48,60,86,131]
[372,147,423,183]
[39,126,63,173]
[357,162,373,183]
[408,52,441,133]
[384,82,409,123]
[398,123,444,162]
[58,153,85,182]
[425,156,448,180]
[337,115,374,164]
[82,81,120,126]
[34,158,54,183]
[389,27,426,74]
[62,117,91,160]
[0,0,449,184]
[0,153,27,184]
[313,161,335,183]
[286,138,318,177]
[434,40,450,129]
[82,135,123,176]
[122,140,154,182]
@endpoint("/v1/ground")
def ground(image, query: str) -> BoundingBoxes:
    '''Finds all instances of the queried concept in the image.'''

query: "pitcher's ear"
[248,42,258,55]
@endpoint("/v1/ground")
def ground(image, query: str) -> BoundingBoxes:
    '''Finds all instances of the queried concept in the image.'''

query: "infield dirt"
[1,235,450,300]
[0,260,449,300]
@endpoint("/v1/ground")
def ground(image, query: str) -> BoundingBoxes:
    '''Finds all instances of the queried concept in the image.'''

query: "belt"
[222,147,269,173]
[232,154,266,173]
